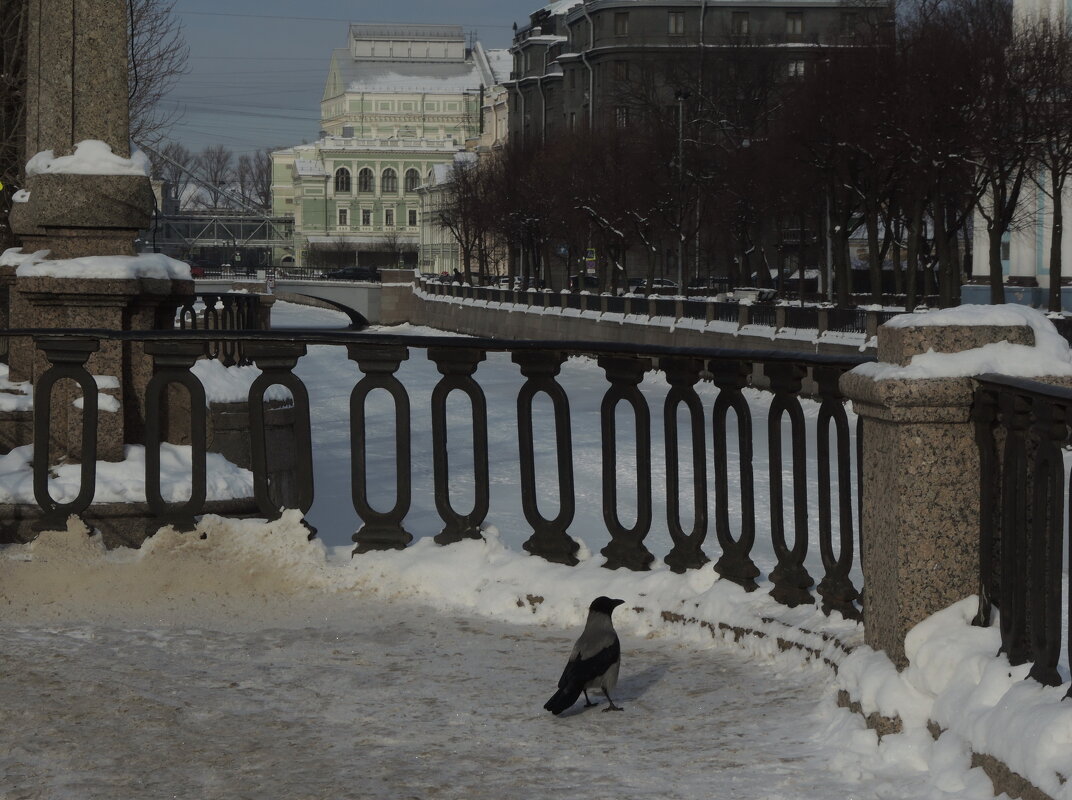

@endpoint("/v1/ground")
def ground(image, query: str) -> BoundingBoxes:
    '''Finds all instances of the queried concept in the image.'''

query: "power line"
[177,10,517,29]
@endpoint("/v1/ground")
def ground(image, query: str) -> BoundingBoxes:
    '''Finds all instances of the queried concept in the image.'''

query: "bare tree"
[0,0,28,251]
[2,0,188,248]
[250,149,274,210]
[194,145,234,209]
[147,140,195,210]
[1017,17,1072,311]
[128,0,190,150]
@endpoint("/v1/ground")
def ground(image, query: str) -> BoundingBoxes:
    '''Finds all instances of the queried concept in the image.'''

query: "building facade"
[505,0,888,145]
[271,24,506,268]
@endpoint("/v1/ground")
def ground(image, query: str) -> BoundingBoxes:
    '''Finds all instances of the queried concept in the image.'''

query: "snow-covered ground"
[0,515,1000,800]
[5,300,1072,798]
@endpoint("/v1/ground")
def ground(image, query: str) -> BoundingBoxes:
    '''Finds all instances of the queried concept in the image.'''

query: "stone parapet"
[842,321,1034,666]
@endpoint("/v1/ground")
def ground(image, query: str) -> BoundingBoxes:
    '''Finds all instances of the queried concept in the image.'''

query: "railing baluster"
[245,342,315,531]
[428,347,489,544]
[973,385,1000,627]
[598,355,654,571]
[1027,398,1065,686]
[513,350,579,565]
[662,356,709,573]
[765,362,814,607]
[348,344,413,553]
[143,341,208,532]
[32,336,100,531]
[998,390,1031,665]
[710,359,759,590]
[814,365,860,619]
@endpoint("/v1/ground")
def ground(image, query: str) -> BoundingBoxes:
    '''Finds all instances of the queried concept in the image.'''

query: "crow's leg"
[583,690,598,708]
[601,690,623,712]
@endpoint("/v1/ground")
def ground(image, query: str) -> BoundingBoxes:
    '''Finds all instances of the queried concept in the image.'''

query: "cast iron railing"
[974,374,1072,691]
[21,328,870,619]
[176,293,266,366]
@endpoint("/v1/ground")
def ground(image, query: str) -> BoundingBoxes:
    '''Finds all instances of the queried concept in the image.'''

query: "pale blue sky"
[166,1,537,155]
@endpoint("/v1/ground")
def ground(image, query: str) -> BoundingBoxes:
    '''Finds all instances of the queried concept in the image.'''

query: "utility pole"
[675,89,690,291]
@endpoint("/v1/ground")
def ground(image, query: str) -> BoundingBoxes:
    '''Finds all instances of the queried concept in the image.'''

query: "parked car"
[189,265,205,278]
[327,266,380,282]
[569,274,600,290]
[637,278,679,293]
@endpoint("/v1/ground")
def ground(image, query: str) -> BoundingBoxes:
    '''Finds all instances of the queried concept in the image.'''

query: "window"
[614,12,629,36]
[334,167,351,193]
[668,12,685,35]
[614,106,629,128]
[338,208,348,227]
[786,12,803,35]
[404,168,421,192]
[361,209,371,226]
[787,59,806,78]
[358,168,373,192]
[569,69,576,90]
[382,168,398,193]
[569,111,577,130]
[614,60,629,81]
[732,12,749,35]
[408,209,418,226]
[385,208,395,226]
[840,12,859,36]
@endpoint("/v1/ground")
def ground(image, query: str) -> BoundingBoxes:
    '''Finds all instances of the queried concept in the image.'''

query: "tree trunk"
[866,203,882,305]
[987,224,1004,305]
[1049,174,1065,313]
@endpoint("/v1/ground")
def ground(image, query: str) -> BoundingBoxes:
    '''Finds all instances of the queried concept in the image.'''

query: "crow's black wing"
[557,636,620,689]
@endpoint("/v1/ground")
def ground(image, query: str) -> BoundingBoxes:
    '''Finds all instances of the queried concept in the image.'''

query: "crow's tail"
[544,683,582,715]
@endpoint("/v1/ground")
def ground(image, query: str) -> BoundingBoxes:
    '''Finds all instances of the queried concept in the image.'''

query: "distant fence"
[417,279,905,339]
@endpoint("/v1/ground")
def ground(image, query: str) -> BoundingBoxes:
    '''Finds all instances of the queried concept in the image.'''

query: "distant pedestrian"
[453,268,463,283]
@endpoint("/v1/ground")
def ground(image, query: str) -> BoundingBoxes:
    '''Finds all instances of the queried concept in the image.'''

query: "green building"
[272,24,504,269]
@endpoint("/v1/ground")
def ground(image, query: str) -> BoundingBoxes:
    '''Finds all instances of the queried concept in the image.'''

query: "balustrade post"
[710,358,759,589]
[513,351,580,565]
[764,362,814,606]
[662,357,709,573]
[598,355,654,571]
[841,318,1035,666]
[143,340,208,532]
[32,336,99,532]
[347,344,414,553]
[428,347,489,545]
[245,342,315,530]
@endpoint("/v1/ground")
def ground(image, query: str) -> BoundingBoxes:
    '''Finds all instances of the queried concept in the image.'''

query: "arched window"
[334,167,351,193]
[404,168,421,192]
[358,168,374,192]
[382,168,398,194]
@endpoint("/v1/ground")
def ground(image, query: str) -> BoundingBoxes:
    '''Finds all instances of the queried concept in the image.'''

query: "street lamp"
[674,89,690,292]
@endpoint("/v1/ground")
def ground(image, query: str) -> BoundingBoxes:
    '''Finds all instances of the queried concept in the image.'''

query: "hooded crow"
[543,596,625,715]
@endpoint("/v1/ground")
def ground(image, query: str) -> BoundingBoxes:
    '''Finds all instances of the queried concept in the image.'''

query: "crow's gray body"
[544,597,624,715]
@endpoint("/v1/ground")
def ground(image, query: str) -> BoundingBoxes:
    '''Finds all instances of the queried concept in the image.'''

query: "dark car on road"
[327,266,380,282]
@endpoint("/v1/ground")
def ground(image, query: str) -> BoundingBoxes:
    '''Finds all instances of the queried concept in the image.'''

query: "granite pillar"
[841,322,1035,666]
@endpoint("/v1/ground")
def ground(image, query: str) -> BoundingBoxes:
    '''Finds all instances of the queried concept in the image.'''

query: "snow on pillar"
[841,320,1035,667]
[4,0,190,463]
